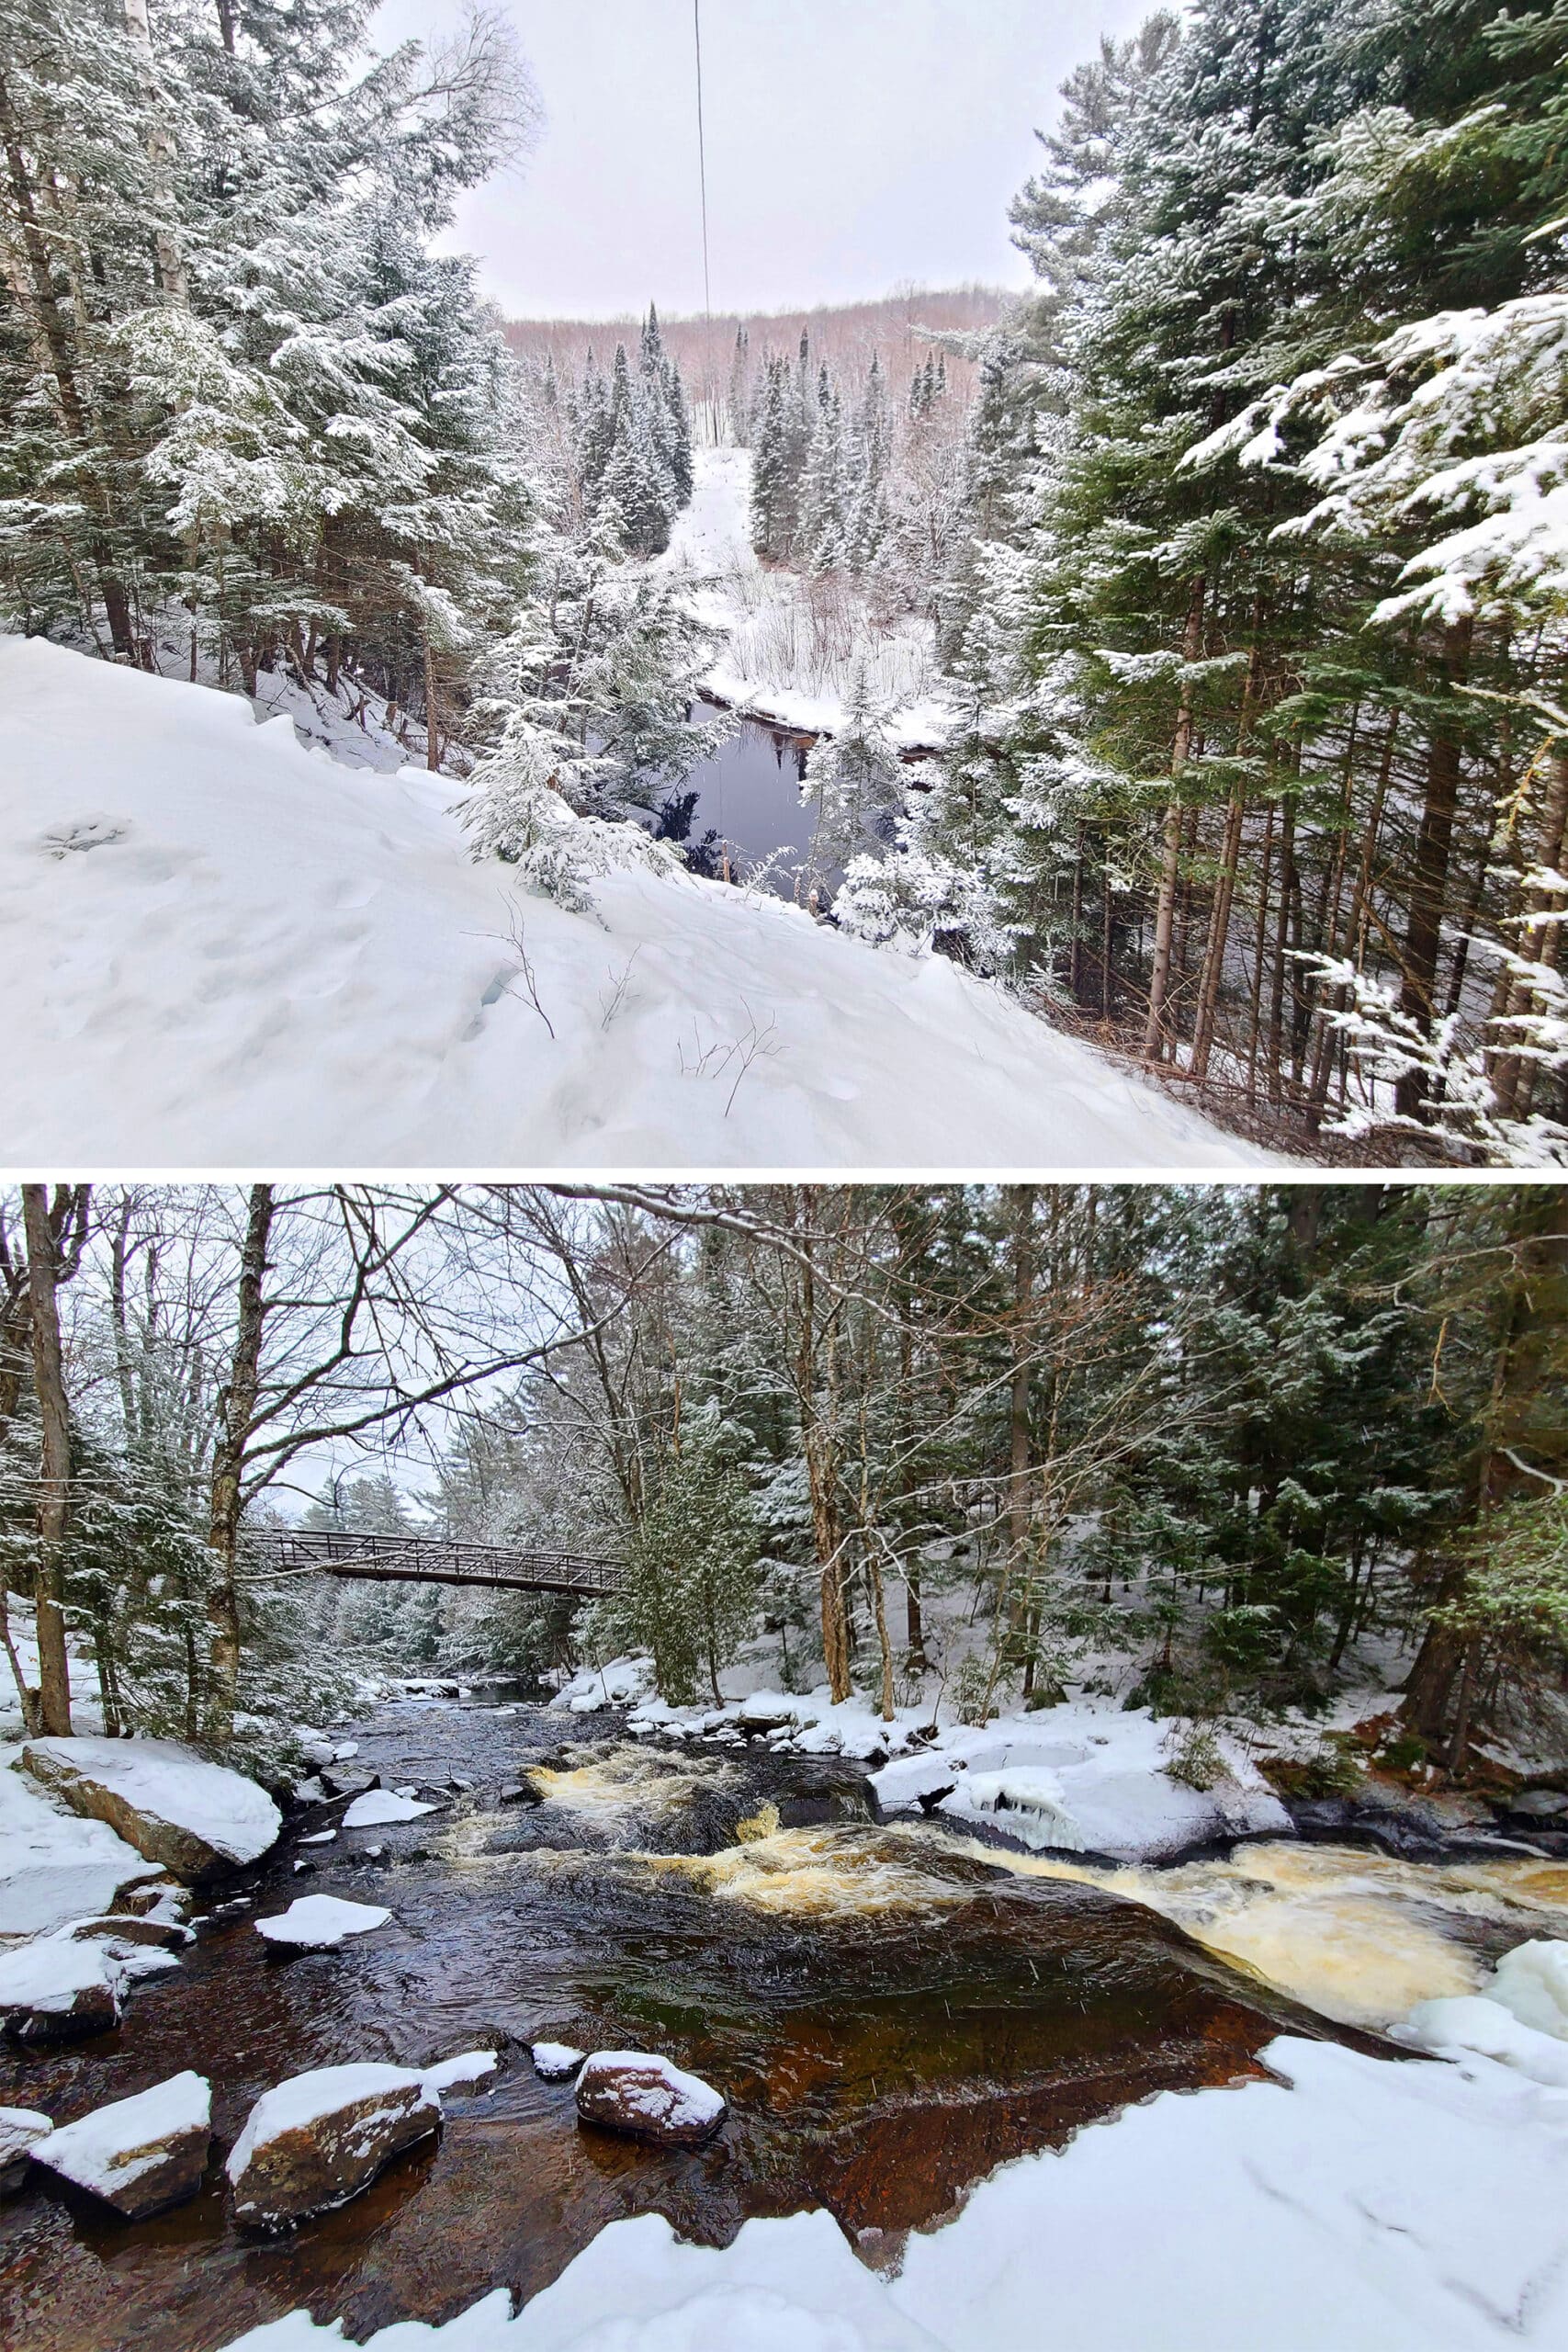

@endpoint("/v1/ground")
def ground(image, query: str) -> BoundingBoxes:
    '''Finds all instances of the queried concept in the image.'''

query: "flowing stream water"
[5,1697,1566,2352]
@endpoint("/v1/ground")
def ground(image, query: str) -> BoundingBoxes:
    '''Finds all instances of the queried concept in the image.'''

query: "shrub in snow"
[31,2071,210,2220]
[575,2052,727,2146]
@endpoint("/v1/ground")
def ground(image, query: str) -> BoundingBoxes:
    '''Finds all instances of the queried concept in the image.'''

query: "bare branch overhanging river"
[6,1692,1567,2352]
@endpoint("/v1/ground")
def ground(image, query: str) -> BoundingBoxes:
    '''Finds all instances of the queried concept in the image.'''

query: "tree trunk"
[1143,576,1206,1061]
[206,1183,274,1744]
[22,1187,75,1736]
[1395,617,1473,1122]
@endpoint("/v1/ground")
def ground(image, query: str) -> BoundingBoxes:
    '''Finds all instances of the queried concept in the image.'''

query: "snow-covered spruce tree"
[799,667,908,876]
[458,508,731,910]
[1,0,537,749]
[610,1401,759,1707]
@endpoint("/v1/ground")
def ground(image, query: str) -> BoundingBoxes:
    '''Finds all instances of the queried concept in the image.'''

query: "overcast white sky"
[371,0,1147,319]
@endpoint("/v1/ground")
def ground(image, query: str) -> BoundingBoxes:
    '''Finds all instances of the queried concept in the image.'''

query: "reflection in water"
[4,1707,1561,2352]
[653,708,827,902]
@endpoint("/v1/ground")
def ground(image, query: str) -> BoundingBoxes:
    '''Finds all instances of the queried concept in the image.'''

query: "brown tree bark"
[22,1187,78,1736]
[1395,618,1473,1121]
[205,1183,274,1743]
[1143,576,1206,1061]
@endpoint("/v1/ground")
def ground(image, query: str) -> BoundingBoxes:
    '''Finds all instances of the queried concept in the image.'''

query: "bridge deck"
[245,1528,623,1597]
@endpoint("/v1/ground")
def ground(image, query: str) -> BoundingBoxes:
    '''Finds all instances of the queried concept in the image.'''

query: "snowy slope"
[1,637,1268,1169]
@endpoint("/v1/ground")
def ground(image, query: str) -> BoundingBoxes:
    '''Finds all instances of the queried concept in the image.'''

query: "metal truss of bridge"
[244,1527,623,1599]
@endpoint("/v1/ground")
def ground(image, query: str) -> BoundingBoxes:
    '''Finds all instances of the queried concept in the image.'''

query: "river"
[5,1695,1565,2352]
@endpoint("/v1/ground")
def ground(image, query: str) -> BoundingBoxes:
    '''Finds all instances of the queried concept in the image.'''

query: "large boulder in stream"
[21,1737,280,1883]
[575,2052,727,2147]
[31,2072,210,2219]
[226,2063,442,2228]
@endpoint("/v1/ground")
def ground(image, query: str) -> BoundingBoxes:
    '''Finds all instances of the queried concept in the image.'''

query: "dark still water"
[0,1700,1356,2352]
[652,707,828,902]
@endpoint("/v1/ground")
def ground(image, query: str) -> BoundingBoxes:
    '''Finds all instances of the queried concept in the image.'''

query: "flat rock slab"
[575,2052,727,2146]
[22,1737,280,1882]
[226,2064,441,2228]
[341,1790,438,1828]
[254,1895,392,1951]
[0,2106,52,2194]
[0,1932,121,2043]
[32,2071,210,2220]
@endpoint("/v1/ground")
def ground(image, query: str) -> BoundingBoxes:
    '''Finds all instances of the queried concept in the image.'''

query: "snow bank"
[254,1895,391,1950]
[917,1706,1291,1862]
[341,1790,437,1827]
[2,635,1268,1170]
[551,1658,656,1713]
[0,1747,161,1934]
[218,2020,1568,2352]
[1485,1939,1568,2039]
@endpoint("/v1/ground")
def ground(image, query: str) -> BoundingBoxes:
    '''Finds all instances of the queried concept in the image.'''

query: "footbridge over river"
[244,1527,624,1599]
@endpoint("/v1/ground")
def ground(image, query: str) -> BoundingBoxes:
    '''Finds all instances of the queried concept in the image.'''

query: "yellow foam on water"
[955,1837,1568,2028]
[645,1824,970,1919]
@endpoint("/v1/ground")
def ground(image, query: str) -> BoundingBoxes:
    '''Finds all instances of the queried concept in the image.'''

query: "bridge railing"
[242,1527,623,1597]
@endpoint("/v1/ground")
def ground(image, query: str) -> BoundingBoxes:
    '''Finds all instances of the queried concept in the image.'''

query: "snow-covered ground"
[663,449,950,748]
[224,2021,1568,2352]
[1,633,1269,1168]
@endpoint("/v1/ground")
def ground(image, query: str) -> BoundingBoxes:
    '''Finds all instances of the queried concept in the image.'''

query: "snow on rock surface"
[575,2052,727,2147]
[1,636,1269,1171]
[217,2030,1568,2352]
[0,1931,123,2042]
[226,2062,442,2228]
[531,2042,587,2082]
[549,1658,655,1713]
[340,1789,437,1828]
[0,2106,52,2194]
[0,1747,162,1933]
[21,1736,280,1881]
[1399,1992,1568,2086]
[421,2051,499,2098]
[901,1705,1292,1862]
[30,2070,210,2219]
[254,1895,392,1951]
[1483,1939,1568,2040]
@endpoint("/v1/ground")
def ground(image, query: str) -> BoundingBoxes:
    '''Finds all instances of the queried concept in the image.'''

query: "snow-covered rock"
[867,1754,956,1813]
[1400,1993,1568,2086]
[206,2023,1568,2352]
[21,1736,280,1881]
[0,1931,122,2042]
[919,1706,1292,1863]
[0,2106,52,2194]
[575,2052,727,2147]
[420,2051,498,2098]
[31,2071,210,2219]
[0,637,1271,1170]
[226,2063,442,2228]
[254,1895,392,1951]
[1484,1939,1568,2040]
[341,1789,437,1828]
[532,2042,586,2082]
[0,1748,163,1933]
